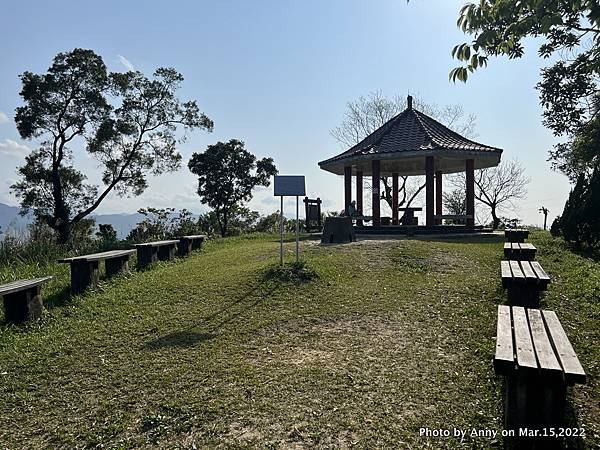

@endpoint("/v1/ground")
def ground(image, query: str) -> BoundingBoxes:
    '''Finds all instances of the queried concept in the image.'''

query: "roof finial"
[407,95,413,110]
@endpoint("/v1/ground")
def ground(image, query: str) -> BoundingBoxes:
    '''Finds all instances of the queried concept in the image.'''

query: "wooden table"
[0,277,52,323]
[504,242,537,261]
[505,228,530,243]
[59,250,136,294]
[178,235,206,256]
[134,240,179,268]
[494,305,586,434]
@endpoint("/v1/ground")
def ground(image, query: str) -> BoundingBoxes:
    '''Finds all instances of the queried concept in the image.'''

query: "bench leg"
[178,239,192,257]
[2,286,43,323]
[157,244,175,261]
[504,374,567,449]
[106,256,130,277]
[191,238,204,251]
[137,247,156,269]
[71,261,100,294]
[507,286,540,308]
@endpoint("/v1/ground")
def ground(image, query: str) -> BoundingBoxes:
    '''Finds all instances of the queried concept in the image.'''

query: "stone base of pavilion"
[353,224,493,236]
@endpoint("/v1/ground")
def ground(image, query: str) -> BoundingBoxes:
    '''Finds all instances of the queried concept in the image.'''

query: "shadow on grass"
[142,282,279,350]
[44,285,73,309]
[143,331,216,349]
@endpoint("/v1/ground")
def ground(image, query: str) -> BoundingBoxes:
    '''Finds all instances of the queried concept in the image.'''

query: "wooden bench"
[59,250,136,294]
[134,240,179,268]
[178,235,206,257]
[505,228,529,243]
[501,260,550,307]
[503,242,537,261]
[494,305,586,433]
[433,214,473,220]
[1,277,52,323]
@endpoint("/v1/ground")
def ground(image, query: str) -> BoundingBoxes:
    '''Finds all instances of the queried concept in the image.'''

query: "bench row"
[495,233,586,439]
[0,235,206,324]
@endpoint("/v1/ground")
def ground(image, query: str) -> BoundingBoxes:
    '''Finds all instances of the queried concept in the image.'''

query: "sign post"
[274,175,306,265]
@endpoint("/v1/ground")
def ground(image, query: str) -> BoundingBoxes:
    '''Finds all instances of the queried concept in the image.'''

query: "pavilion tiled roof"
[319,106,502,167]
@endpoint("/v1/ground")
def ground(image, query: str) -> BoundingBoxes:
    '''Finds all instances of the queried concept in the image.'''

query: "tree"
[449,1,600,180]
[96,224,117,243]
[188,140,278,237]
[449,159,529,229]
[559,168,600,248]
[330,91,476,209]
[11,49,213,244]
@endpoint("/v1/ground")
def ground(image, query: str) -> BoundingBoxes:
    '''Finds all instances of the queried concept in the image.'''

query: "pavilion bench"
[178,235,206,257]
[1,277,52,323]
[501,260,550,307]
[433,214,473,225]
[505,228,529,243]
[494,305,586,435]
[135,239,179,268]
[59,249,136,294]
[503,242,537,261]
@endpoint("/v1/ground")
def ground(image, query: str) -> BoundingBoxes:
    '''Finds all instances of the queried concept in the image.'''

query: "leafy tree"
[96,224,117,243]
[188,139,278,237]
[11,49,213,244]
[449,1,600,180]
[331,91,476,210]
[560,168,600,248]
[449,159,529,230]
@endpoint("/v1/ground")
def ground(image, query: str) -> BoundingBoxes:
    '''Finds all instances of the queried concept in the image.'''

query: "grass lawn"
[0,231,598,449]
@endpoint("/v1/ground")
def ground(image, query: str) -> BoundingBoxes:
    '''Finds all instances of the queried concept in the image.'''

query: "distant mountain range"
[0,202,147,239]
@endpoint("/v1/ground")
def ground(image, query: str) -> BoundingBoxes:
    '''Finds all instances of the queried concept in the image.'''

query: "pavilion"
[318,96,503,230]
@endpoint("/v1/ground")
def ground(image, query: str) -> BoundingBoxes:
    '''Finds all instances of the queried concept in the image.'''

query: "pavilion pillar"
[466,159,475,227]
[356,170,363,226]
[435,170,443,225]
[392,173,399,225]
[344,166,352,215]
[372,160,381,227]
[425,156,434,227]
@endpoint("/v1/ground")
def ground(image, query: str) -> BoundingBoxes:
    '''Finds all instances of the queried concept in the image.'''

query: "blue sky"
[0,0,569,226]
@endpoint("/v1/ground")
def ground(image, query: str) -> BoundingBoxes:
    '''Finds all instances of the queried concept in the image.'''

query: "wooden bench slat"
[520,261,538,283]
[181,235,206,239]
[521,243,536,250]
[512,306,538,371]
[542,311,586,384]
[0,276,53,296]
[527,309,562,375]
[509,260,525,280]
[531,261,550,282]
[58,249,135,263]
[134,240,179,247]
[501,261,512,287]
[494,305,515,375]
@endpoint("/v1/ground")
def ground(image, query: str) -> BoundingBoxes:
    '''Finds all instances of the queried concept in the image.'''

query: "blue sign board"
[274,175,306,196]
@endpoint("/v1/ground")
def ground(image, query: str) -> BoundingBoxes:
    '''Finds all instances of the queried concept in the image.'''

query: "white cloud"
[117,55,135,72]
[0,112,8,124]
[0,139,30,158]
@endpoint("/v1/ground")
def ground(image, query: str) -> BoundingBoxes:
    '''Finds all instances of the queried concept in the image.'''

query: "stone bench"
[505,228,529,243]
[494,305,586,436]
[503,242,537,261]
[134,240,179,268]
[59,250,136,294]
[501,260,550,307]
[0,277,52,323]
[178,235,206,257]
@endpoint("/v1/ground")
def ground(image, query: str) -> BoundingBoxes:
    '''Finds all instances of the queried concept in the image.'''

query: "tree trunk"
[491,206,500,230]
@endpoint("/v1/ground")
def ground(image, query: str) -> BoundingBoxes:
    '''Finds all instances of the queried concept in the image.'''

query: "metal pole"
[280,196,284,266]
[295,195,299,263]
